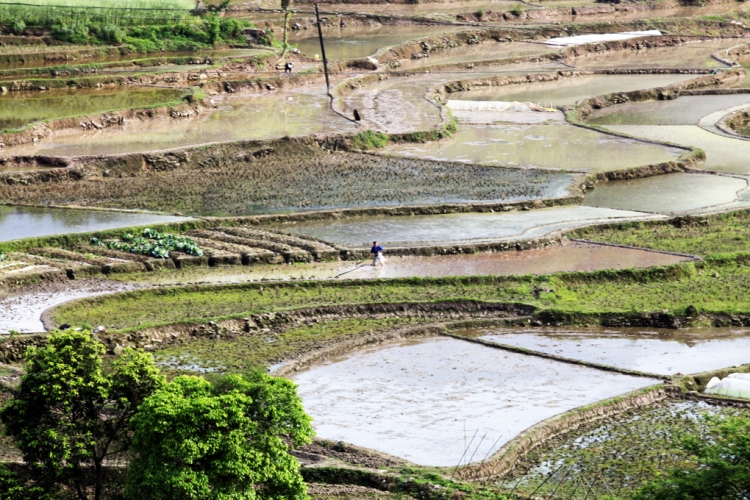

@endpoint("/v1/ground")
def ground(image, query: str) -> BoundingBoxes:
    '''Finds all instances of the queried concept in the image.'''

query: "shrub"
[98,24,125,44]
[11,20,25,35]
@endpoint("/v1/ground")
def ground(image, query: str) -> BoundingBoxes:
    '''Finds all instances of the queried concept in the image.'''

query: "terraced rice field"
[3,11,750,498]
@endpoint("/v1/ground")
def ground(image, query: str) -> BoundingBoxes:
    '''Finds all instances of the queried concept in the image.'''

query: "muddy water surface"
[385,124,683,171]
[292,25,459,59]
[3,85,355,156]
[588,94,750,126]
[468,327,750,375]
[115,242,688,285]
[569,39,739,70]
[275,206,661,247]
[448,74,694,106]
[0,87,187,129]
[606,124,750,174]
[0,279,145,333]
[583,172,747,213]
[290,336,658,466]
[0,206,191,242]
[396,41,557,71]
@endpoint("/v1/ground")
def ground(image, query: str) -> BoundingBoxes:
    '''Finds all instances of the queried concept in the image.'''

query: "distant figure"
[284,62,294,73]
[370,241,385,268]
[353,109,361,121]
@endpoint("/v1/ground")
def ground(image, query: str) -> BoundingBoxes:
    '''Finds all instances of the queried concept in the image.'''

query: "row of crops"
[91,228,202,259]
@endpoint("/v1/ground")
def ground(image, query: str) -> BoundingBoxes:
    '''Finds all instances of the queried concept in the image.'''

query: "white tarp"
[706,375,750,399]
[728,372,750,381]
[545,30,662,47]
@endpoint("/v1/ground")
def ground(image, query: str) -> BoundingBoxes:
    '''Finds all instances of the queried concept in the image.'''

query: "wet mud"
[0,278,145,333]
[113,242,689,285]
[384,123,683,171]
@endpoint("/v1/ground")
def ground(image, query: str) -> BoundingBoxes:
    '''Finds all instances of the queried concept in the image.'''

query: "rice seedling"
[509,400,750,499]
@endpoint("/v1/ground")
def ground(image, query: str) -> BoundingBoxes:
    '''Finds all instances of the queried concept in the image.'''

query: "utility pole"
[314,3,330,94]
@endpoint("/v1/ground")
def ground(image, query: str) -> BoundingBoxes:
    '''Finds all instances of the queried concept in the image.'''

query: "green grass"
[571,211,750,257]
[154,318,415,375]
[51,257,750,332]
[510,400,750,499]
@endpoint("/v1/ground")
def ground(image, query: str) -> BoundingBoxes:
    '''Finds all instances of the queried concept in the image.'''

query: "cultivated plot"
[291,336,659,466]
[469,327,750,375]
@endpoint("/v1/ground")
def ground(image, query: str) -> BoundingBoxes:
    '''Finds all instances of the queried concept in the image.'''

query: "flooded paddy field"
[0,278,145,333]
[465,326,750,375]
[1,85,354,157]
[394,41,558,71]
[0,206,190,242]
[583,172,748,213]
[0,149,576,215]
[113,242,689,285]
[290,336,658,466]
[448,73,695,106]
[605,124,750,174]
[588,94,750,126]
[340,65,565,133]
[511,400,750,498]
[384,123,683,171]
[275,206,662,246]
[292,25,459,60]
[0,87,188,130]
[568,39,741,70]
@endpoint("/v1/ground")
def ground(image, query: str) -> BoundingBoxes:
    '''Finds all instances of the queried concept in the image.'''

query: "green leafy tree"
[125,371,315,500]
[0,331,165,500]
[632,416,750,500]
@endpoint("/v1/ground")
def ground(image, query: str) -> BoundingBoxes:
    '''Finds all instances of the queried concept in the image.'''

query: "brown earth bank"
[717,107,750,137]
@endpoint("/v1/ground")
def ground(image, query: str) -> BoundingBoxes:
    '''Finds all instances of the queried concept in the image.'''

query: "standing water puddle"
[384,124,683,171]
[467,327,750,375]
[0,206,191,242]
[274,206,662,248]
[290,336,659,466]
[583,172,747,213]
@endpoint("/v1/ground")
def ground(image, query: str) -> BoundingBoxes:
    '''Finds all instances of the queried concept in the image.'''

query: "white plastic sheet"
[705,377,750,399]
[545,30,662,47]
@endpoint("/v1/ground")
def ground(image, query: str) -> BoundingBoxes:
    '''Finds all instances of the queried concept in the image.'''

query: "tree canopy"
[0,330,165,500]
[125,371,314,500]
[632,415,750,500]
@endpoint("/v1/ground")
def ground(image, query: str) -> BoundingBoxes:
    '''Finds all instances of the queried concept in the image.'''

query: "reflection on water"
[0,87,187,130]
[584,172,747,213]
[385,124,683,172]
[291,336,657,466]
[588,94,750,126]
[607,124,750,174]
[292,25,459,59]
[0,206,190,242]
[275,205,659,246]
[449,74,693,106]
[469,327,750,375]
[1,85,355,157]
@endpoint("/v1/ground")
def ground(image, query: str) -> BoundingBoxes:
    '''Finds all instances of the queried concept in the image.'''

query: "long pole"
[314,3,330,94]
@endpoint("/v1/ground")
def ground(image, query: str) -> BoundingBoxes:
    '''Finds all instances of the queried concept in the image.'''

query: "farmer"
[284,61,294,73]
[370,241,385,268]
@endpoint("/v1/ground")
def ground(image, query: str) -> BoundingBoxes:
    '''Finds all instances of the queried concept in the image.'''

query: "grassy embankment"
[52,253,750,332]
[0,0,265,54]
[572,210,750,256]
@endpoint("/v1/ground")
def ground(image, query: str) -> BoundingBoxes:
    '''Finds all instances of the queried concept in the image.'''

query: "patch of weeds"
[351,130,389,150]
[153,317,415,375]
